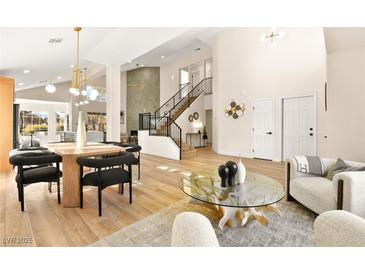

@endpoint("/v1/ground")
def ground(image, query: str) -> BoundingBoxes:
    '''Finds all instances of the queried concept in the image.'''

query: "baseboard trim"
[217,150,253,159]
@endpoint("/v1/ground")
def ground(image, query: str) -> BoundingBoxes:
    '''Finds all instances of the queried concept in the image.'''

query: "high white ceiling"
[0,27,189,91]
[324,27,365,53]
[120,28,222,71]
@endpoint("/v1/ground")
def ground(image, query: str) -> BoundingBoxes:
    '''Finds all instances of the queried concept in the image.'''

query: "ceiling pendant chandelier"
[260,27,285,45]
[45,82,56,93]
[45,77,56,93]
[69,27,82,95]
[68,26,103,107]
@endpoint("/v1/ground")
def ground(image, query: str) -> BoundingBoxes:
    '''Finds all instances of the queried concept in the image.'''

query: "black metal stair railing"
[168,77,211,120]
[138,77,212,160]
[155,83,190,117]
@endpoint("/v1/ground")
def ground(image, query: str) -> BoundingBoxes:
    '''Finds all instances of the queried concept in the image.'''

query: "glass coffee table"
[180,170,285,231]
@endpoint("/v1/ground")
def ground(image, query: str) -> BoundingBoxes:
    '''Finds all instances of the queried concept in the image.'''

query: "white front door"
[253,99,273,160]
[283,96,316,161]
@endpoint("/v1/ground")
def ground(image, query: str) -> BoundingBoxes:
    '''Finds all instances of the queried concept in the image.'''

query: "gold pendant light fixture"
[69,27,103,106]
[69,27,82,95]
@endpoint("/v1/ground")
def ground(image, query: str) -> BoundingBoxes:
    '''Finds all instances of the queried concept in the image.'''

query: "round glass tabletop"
[180,170,285,208]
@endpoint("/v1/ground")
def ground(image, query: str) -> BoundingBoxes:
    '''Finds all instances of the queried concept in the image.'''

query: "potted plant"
[203,126,208,146]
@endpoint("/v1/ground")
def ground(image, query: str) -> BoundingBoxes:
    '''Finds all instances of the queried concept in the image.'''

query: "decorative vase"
[236,158,246,185]
[218,165,229,187]
[225,161,238,186]
[76,111,87,148]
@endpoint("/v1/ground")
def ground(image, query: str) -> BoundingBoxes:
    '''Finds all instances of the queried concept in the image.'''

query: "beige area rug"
[89,199,317,247]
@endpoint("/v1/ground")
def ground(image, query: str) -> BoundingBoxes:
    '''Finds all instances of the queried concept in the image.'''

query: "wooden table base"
[218,204,282,231]
[187,198,282,232]
[61,155,81,207]
[44,142,124,208]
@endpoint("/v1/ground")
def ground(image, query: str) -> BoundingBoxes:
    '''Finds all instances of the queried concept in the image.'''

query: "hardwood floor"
[0,147,285,247]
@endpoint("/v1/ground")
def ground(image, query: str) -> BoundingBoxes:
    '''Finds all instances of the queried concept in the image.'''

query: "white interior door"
[191,70,201,88]
[283,96,316,161]
[190,61,204,88]
[253,99,273,160]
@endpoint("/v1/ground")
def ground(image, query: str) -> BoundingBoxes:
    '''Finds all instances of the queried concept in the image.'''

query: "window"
[55,112,65,134]
[87,112,107,131]
[20,110,48,136]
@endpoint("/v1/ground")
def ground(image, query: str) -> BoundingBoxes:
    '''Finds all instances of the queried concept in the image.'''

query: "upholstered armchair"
[171,212,219,247]
[286,157,365,218]
[314,210,365,247]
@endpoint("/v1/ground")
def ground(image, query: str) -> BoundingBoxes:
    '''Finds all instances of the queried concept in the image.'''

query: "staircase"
[139,77,212,160]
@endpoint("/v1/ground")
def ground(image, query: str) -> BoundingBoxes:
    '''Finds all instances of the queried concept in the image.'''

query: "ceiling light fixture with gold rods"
[260,27,285,45]
[69,27,82,96]
[69,27,103,107]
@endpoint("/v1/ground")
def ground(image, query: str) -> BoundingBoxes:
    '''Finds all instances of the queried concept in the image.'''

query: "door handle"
[309,133,313,136]
[266,132,272,135]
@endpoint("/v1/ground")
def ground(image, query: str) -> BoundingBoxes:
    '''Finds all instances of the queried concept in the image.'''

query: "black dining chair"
[9,152,63,211]
[102,142,141,179]
[10,148,57,194]
[122,144,142,180]
[77,152,135,216]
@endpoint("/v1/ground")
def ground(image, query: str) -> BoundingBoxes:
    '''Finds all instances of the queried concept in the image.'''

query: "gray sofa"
[286,157,365,218]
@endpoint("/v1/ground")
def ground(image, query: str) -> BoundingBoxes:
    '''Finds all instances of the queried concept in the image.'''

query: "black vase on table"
[218,165,229,187]
[225,161,238,186]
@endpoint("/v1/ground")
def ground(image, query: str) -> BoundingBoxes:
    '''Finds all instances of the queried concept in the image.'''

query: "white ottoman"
[171,212,219,247]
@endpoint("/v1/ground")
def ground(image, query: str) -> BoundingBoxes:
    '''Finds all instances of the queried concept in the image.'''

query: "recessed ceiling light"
[18,82,24,86]
[70,64,74,68]
[57,76,62,80]
[141,64,145,67]
[161,55,165,59]
[128,60,132,63]
[23,69,30,74]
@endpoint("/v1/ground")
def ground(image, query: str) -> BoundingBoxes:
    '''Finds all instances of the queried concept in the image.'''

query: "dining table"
[44,142,124,208]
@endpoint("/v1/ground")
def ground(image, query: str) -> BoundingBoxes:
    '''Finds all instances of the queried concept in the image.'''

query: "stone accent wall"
[127,67,160,133]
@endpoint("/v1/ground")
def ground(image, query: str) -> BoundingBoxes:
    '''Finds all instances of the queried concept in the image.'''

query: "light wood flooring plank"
[0,147,284,246]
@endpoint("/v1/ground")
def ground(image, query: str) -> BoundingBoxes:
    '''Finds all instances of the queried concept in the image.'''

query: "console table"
[186,133,206,148]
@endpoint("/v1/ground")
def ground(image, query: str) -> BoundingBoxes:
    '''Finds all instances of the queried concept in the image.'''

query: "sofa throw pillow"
[293,156,325,176]
[326,159,348,180]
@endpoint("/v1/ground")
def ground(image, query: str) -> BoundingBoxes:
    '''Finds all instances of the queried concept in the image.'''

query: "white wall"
[138,130,180,160]
[159,46,212,147]
[160,47,212,104]
[15,99,71,145]
[15,81,71,103]
[175,93,206,146]
[326,47,365,162]
[212,28,327,161]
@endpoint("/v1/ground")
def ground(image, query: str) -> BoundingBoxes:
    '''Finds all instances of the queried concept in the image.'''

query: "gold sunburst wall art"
[224,100,246,119]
